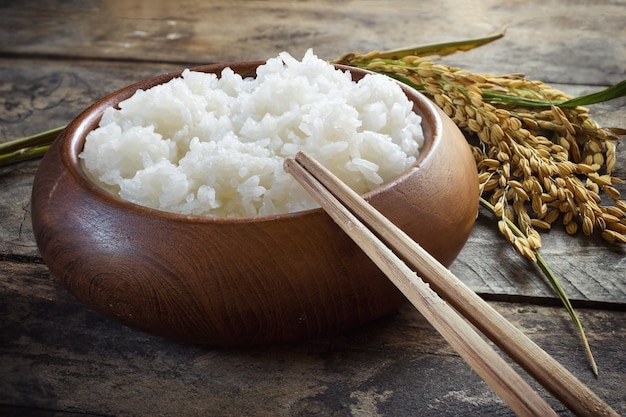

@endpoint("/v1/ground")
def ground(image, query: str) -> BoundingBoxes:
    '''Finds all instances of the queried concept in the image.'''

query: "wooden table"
[1,1,624,416]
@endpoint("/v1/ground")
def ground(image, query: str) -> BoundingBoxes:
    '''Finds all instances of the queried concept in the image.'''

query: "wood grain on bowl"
[30,62,478,346]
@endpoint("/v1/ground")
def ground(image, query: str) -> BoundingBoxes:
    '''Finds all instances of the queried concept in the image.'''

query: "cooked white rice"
[80,50,424,217]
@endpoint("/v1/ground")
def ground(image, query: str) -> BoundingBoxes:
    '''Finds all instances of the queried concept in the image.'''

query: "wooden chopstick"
[285,154,557,417]
[285,151,619,417]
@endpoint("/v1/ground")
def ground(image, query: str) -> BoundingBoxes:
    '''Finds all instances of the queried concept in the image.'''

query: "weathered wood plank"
[0,261,624,416]
[0,0,624,85]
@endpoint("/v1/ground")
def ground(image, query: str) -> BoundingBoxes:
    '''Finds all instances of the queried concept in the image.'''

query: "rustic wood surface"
[1,1,624,416]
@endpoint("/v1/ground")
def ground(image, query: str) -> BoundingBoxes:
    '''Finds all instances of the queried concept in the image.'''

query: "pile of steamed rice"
[80,50,424,217]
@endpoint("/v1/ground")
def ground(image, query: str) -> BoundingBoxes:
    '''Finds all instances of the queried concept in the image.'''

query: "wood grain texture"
[0,261,624,416]
[0,0,624,85]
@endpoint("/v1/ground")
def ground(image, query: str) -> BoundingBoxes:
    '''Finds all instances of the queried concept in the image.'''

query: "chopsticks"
[285,151,619,417]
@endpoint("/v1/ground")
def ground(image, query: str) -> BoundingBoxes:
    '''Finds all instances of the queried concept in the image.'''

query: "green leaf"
[559,80,626,107]
[480,91,556,107]
[373,31,505,60]
[481,80,626,108]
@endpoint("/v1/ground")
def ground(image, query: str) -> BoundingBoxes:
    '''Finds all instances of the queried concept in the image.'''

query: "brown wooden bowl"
[31,62,478,346]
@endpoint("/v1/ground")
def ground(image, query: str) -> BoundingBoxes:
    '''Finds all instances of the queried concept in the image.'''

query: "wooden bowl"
[31,62,478,346]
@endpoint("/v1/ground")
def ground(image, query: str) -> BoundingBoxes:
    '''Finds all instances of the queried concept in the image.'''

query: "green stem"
[0,126,63,168]
[0,144,52,167]
[480,197,599,376]
[372,30,506,60]
[482,80,626,108]
[0,126,64,153]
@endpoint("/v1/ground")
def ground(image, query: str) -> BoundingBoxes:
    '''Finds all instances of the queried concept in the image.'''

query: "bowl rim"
[56,61,442,224]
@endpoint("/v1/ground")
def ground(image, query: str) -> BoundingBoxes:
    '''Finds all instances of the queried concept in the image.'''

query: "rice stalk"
[334,51,625,247]
[333,36,625,375]
[481,197,598,376]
